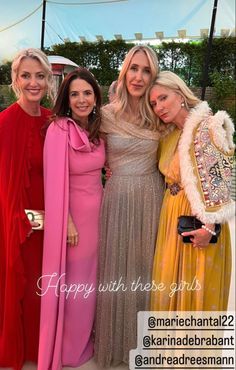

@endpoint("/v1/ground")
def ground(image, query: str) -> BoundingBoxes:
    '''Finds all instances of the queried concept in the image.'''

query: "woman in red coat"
[0,48,52,370]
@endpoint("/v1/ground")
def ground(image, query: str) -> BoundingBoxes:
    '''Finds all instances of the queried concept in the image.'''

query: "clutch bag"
[177,216,221,244]
[25,209,45,230]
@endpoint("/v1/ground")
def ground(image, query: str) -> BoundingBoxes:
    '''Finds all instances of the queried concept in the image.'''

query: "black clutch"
[177,216,221,244]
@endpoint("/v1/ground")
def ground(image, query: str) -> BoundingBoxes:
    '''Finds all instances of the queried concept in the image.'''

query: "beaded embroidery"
[167,183,182,195]
[194,119,233,208]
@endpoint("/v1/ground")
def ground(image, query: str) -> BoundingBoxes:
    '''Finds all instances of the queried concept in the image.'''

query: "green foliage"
[46,40,134,85]
[208,71,236,143]
[209,71,236,100]
[154,41,204,85]
[154,37,235,86]
[203,38,236,81]
[41,94,53,109]
[1,38,234,88]
[0,61,11,85]
[0,94,4,111]
[0,38,235,113]
[0,85,16,110]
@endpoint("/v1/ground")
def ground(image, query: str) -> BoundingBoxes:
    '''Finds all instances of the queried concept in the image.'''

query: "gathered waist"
[112,169,158,177]
[110,162,158,176]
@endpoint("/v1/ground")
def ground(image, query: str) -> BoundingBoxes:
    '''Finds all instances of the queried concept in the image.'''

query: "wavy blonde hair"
[11,48,53,100]
[147,71,200,132]
[113,45,159,130]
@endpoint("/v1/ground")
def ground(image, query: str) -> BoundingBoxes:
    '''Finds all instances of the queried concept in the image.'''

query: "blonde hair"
[147,71,200,130]
[11,48,53,99]
[114,45,159,130]
[109,80,118,95]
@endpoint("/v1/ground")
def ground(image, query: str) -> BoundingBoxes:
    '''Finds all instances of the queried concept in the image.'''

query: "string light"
[45,21,65,43]
[0,3,43,33]
[0,0,127,34]
[47,0,127,5]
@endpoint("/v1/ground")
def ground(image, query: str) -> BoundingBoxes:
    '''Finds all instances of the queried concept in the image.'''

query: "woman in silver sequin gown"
[94,46,164,367]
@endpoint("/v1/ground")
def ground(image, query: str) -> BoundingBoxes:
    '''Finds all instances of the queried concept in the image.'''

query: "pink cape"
[38,118,94,370]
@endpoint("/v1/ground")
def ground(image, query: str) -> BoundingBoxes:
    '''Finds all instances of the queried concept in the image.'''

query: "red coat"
[0,103,51,369]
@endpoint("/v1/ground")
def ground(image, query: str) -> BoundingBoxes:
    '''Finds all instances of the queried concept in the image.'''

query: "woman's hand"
[181,224,215,248]
[27,221,40,237]
[67,213,79,247]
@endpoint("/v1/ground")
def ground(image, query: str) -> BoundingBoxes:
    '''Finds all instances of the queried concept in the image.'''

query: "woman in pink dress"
[38,68,105,369]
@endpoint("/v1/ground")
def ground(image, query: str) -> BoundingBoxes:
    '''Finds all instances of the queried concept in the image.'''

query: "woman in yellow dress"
[149,71,234,311]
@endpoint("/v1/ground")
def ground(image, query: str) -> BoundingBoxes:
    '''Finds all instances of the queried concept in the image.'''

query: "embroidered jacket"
[179,101,235,224]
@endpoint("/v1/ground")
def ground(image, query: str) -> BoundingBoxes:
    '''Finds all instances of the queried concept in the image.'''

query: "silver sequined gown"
[94,129,164,367]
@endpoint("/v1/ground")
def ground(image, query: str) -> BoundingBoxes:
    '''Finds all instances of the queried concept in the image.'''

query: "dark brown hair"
[53,67,102,144]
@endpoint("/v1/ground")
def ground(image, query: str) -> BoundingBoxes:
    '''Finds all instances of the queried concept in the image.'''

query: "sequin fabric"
[194,119,234,208]
[94,132,164,367]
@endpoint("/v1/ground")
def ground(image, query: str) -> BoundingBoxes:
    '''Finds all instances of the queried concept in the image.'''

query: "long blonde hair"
[147,71,200,130]
[11,48,53,100]
[114,45,159,130]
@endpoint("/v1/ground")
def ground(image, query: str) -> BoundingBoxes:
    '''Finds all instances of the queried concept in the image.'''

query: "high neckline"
[16,101,42,117]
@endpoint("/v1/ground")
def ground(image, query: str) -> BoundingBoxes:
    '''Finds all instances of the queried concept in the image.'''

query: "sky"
[0,0,235,63]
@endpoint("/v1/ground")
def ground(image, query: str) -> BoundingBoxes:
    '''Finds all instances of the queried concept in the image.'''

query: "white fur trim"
[208,110,235,152]
[201,201,235,224]
[179,102,235,224]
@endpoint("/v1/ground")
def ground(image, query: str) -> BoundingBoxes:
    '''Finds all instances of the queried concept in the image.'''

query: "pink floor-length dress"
[38,118,105,370]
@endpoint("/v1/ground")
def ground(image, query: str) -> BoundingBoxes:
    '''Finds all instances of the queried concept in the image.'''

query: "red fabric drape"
[0,103,51,369]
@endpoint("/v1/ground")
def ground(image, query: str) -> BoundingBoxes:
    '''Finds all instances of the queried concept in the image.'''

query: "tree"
[46,39,135,85]
[153,38,235,86]
[0,61,11,85]
[1,37,235,94]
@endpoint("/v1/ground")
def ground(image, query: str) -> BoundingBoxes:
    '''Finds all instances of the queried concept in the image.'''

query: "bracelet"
[201,225,216,236]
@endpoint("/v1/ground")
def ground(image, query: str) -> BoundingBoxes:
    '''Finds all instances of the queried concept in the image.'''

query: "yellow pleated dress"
[151,128,232,311]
